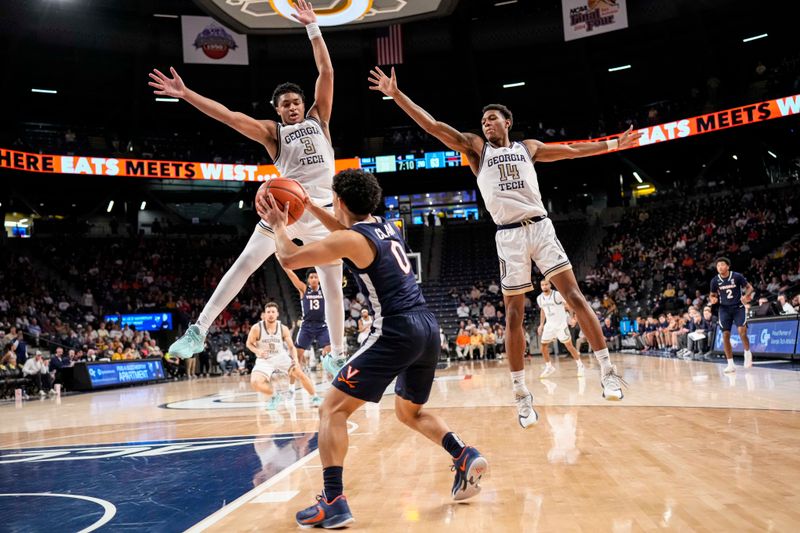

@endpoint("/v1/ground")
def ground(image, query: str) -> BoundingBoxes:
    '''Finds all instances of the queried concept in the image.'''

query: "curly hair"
[482,103,513,128]
[715,256,731,266]
[332,169,383,216]
[271,82,305,108]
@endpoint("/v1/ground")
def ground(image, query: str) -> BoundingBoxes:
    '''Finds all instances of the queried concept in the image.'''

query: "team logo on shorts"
[338,365,360,389]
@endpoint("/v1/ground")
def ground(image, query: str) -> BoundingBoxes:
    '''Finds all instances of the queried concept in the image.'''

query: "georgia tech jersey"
[257,320,287,360]
[476,141,547,225]
[274,116,335,205]
[536,291,569,325]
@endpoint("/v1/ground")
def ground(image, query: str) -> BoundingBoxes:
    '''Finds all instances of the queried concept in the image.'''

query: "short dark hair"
[332,169,383,216]
[716,256,731,266]
[271,82,305,108]
[306,269,318,281]
[264,302,279,311]
[482,104,513,127]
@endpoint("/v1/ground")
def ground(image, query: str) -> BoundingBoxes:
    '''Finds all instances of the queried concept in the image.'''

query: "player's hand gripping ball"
[256,178,306,225]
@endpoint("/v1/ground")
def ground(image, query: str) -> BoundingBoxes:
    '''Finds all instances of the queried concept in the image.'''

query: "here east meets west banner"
[562,0,628,42]
[1,93,799,179]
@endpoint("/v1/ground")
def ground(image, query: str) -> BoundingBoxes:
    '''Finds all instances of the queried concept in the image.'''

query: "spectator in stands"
[456,302,470,318]
[217,344,235,376]
[488,280,500,295]
[13,332,28,366]
[455,324,471,360]
[197,342,211,377]
[482,301,496,324]
[236,353,248,375]
[23,352,54,396]
[483,326,496,360]
[470,326,485,360]
[439,328,450,359]
[778,293,797,314]
[163,352,182,379]
[602,318,620,351]
[494,324,505,358]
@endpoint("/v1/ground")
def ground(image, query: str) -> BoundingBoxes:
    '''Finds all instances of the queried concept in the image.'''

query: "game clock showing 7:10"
[360,151,464,174]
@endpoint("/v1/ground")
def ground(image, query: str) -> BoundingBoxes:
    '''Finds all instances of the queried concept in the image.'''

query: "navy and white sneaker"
[451,446,488,501]
[296,492,354,529]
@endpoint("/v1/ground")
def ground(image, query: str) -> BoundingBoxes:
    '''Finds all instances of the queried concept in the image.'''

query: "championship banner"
[562,0,628,42]
[181,15,249,65]
[0,150,359,181]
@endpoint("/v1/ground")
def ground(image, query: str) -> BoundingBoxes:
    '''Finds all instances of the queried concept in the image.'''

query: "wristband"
[306,23,321,40]
[607,138,619,151]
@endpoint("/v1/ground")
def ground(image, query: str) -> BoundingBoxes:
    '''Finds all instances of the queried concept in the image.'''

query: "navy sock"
[323,466,344,501]
[442,432,466,459]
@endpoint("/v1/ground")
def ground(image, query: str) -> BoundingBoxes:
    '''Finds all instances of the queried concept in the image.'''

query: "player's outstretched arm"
[292,0,333,128]
[526,126,642,163]
[282,266,307,296]
[262,195,374,270]
[368,66,482,156]
[148,67,274,147]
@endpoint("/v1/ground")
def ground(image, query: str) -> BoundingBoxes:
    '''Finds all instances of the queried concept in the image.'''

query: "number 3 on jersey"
[390,240,412,274]
[300,137,316,155]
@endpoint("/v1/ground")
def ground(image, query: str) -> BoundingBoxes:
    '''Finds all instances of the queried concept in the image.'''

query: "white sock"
[511,370,528,395]
[196,227,276,332]
[594,348,611,373]
[576,359,583,366]
[317,263,345,353]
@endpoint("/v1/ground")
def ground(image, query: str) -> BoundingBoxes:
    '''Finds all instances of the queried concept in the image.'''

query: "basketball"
[257,177,306,224]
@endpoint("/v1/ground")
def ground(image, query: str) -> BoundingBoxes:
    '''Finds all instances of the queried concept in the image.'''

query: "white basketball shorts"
[253,355,294,378]
[542,321,571,343]
[496,217,572,295]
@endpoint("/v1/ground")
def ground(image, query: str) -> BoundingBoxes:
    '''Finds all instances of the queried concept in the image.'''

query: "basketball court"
[3,354,799,531]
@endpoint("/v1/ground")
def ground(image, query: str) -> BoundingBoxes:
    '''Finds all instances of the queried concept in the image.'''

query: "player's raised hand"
[617,125,643,149]
[148,67,187,99]
[368,66,398,97]
[291,0,317,25]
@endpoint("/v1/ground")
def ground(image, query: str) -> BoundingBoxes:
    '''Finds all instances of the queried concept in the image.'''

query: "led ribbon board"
[2,94,798,178]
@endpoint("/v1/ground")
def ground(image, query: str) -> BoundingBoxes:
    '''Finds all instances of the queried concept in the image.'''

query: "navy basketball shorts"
[718,305,747,332]
[295,323,330,350]
[332,309,440,405]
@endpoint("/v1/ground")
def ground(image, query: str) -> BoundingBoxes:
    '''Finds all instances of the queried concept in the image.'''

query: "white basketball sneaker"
[539,364,556,379]
[515,391,539,428]
[576,361,585,378]
[723,362,736,373]
[601,365,626,401]
[744,351,753,368]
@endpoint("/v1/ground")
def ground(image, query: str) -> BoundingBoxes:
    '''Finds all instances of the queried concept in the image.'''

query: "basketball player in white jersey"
[148,0,346,373]
[536,279,584,378]
[246,302,322,409]
[370,67,640,427]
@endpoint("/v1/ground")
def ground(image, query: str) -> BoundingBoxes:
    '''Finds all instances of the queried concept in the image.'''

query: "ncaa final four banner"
[181,15,249,65]
[562,0,628,41]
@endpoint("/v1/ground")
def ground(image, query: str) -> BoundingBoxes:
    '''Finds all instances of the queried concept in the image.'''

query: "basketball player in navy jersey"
[260,169,487,529]
[370,67,640,427]
[148,0,347,375]
[710,257,754,372]
[282,266,331,369]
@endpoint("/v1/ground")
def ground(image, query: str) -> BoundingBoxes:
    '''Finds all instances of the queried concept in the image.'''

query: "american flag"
[376,24,403,66]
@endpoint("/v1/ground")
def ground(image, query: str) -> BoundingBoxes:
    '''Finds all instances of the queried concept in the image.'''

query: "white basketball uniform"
[257,116,336,242]
[252,320,294,377]
[537,290,571,343]
[476,141,572,295]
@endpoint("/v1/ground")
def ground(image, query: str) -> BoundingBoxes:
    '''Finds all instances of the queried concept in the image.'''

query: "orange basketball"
[257,178,306,225]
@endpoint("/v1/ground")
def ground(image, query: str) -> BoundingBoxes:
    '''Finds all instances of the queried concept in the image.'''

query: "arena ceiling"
[193,0,460,33]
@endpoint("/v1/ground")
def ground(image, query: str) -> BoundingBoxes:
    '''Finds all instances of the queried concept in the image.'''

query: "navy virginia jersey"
[710,272,748,307]
[344,217,426,324]
[301,286,325,324]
